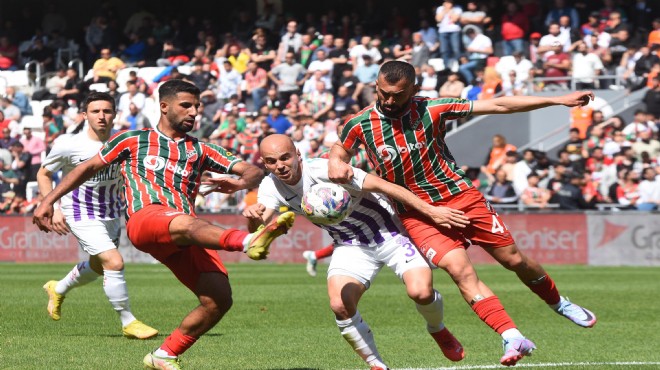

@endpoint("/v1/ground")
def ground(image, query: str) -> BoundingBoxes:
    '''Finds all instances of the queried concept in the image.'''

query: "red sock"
[471,296,517,335]
[160,328,198,356]
[526,274,560,305]
[218,229,250,252]
[315,244,335,259]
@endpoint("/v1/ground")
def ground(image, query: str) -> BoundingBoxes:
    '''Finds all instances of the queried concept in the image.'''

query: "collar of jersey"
[154,125,186,142]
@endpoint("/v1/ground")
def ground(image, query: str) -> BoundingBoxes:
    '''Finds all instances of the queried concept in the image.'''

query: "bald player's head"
[260,134,302,185]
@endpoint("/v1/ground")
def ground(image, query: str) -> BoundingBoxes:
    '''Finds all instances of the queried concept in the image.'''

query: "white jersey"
[42,131,123,222]
[258,158,404,247]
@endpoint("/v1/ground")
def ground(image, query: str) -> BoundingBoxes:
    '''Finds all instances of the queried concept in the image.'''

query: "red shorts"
[126,204,228,291]
[399,188,514,267]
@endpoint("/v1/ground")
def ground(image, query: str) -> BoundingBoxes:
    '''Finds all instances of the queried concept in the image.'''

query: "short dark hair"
[82,91,116,112]
[379,60,416,85]
[159,79,200,101]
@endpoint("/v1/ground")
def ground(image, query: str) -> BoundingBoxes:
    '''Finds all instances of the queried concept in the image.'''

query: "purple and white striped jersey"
[258,158,404,247]
[43,131,123,222]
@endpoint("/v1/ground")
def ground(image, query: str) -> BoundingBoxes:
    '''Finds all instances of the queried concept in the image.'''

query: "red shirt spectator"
[501,4,528,41]
[0,36,18,70]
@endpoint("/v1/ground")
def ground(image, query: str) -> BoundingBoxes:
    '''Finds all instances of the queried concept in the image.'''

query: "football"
[301,183,352,225]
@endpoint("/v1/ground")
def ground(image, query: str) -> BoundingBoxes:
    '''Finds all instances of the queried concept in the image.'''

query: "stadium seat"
[428,58,445,72]
[137,67,166,84]
[89,83,109,92]
[30,99,53,118]
[19,115,43,130]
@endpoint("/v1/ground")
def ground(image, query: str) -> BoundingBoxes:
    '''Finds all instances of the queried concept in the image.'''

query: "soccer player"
[37,92,158,339]
[329,60,597,366]
[33,80,295,370]
[238,134,468,369]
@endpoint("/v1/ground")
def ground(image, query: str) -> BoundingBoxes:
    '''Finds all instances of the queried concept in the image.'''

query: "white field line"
[393,362,660,370]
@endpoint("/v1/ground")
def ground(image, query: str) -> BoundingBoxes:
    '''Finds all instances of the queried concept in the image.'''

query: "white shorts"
[327,233,431,289]
[68,218,121,256]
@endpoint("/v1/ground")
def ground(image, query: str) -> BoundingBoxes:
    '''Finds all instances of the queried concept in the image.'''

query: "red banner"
[1,213,587,265]
[467,213,588,264]
[0,216,79,262]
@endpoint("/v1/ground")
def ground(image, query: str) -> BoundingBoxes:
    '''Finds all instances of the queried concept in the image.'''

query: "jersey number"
[491,215,505,234]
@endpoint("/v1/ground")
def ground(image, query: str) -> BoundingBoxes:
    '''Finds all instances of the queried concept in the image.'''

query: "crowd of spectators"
[480,102,660,211]
[1,0,660,214]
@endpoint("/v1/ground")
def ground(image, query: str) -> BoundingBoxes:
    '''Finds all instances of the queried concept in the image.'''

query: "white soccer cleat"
[302,250,318,277]
[553,296,597,328]
[500,337,535,366]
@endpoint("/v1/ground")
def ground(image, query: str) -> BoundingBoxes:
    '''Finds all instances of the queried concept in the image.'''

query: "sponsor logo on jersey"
[376,142,427,161]
[143,155,166,171]
[143,155,190,177]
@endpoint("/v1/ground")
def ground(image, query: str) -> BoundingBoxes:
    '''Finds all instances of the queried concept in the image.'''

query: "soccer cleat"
[500,337,536,366]
[370,367,389,370]
[430,327,465,362]
[246,211,295,260]
[302,250,318,277]
[123,319,159,339]
[143,352,181,370]
[554,296,597,328]
[43,280,65,321]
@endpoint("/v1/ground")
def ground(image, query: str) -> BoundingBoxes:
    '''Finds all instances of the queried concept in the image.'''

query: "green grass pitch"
[1,263,659,369]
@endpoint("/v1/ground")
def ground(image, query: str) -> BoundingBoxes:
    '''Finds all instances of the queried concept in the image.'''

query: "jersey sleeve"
[42,135,71,172]
[256,176,283,211]
[98,130,134,164]
[339,116,365,151]
[427,98,473,120]
[201,142,242,174]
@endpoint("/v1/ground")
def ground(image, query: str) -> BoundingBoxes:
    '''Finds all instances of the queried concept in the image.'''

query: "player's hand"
[426,205,470,229]
[33,202,55,233]
[242,203,266,220]
[328,160,354,184]
[51,209,71,236]
[201,176,245,194]
[559,91,594,107]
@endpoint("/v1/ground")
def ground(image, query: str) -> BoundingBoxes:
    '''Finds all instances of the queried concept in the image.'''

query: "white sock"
[242,234,252,252]
[336,311,388,368]
[501,328,524,340]
[55,261,99,295]
[416,289,446,333]
[103,269,137,326]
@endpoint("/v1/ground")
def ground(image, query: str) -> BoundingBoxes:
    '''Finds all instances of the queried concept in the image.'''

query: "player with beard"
[329,61,597,366]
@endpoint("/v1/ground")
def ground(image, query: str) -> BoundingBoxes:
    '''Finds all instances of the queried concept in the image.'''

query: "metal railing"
[525,74,623,92]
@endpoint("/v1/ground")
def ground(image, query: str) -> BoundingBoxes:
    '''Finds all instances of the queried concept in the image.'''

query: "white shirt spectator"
[495,55,534,82]
[216,68,243,100]
[538,34,563,60]
[117,91,146,114]
[638,178,659,204]
[349,45,382,69]
[512,160,533,195]
[466,33,492,60]
[306,58,334,88]
[436,5,463,33]
[572,52,604,84]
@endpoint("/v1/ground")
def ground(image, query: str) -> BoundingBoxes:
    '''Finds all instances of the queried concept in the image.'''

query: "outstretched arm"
[362,174,469,229]
[328,142,356,184]
[33,156,107,232]
[471,90,594,115]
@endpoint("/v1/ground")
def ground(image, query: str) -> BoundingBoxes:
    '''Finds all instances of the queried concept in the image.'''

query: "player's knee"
[200,294,233,319]
[329,296,354,320]
[498,251,525,271]
[406,284,434,305]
